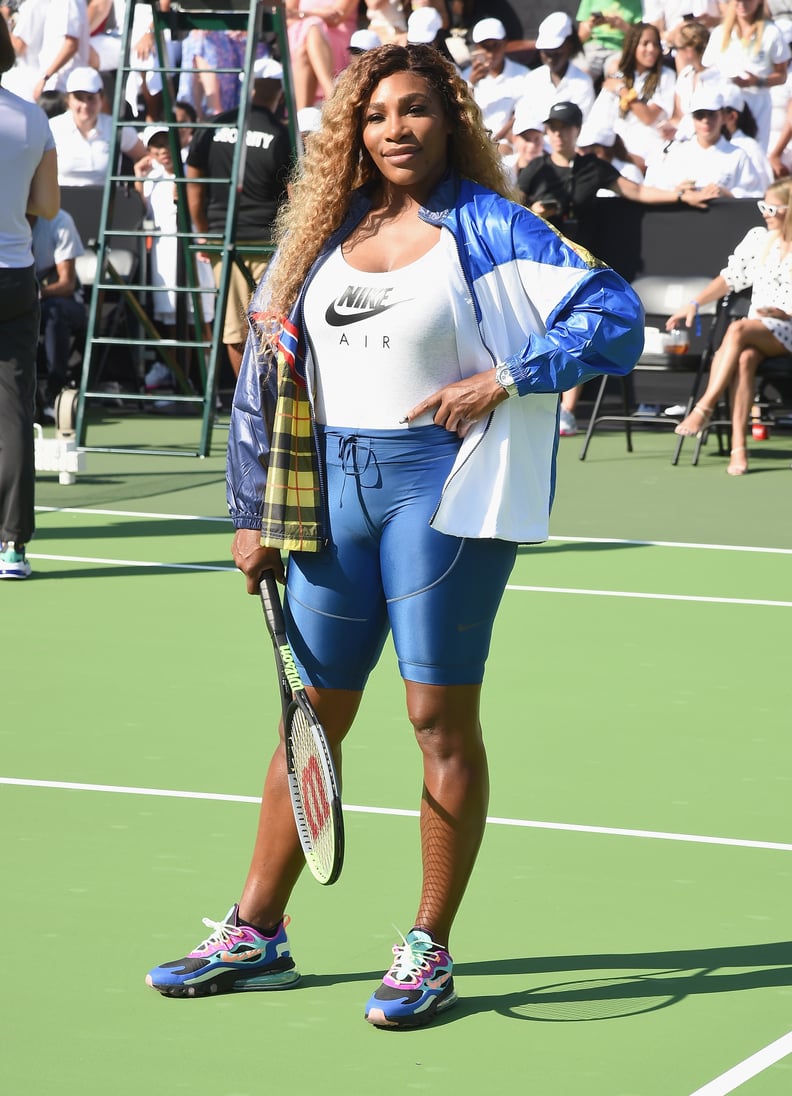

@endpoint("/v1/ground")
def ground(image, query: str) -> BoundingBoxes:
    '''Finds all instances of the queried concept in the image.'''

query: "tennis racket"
[258,571,344,885]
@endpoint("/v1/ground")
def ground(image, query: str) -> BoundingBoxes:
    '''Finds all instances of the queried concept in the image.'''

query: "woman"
[0,15,59,579]
[666,19,714,142]
[670,181,792,475]
[48,65,145,187]
[144,45,643,1027]
[701,0,790,151]
[286,0,359,109]
[593,22,676,169]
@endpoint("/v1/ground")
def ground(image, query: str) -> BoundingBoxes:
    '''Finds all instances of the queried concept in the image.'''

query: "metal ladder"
[74,0,298,457]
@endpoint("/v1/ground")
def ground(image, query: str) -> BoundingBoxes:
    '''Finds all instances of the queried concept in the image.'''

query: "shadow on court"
[300,941,792,1026]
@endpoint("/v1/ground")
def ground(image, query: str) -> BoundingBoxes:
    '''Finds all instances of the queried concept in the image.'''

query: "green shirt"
[575,0,643,52]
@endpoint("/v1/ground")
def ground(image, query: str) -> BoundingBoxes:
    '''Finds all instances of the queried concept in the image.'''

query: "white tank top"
[302,240,463,428]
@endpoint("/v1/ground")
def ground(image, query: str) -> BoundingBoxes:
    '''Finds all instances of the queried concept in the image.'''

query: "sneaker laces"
[386,929,439,984]
[195,914,245,953]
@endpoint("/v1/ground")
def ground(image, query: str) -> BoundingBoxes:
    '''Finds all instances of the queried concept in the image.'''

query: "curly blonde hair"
[266,43,518,316]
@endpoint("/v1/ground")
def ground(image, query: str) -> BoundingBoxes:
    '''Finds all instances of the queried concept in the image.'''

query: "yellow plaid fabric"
[259,352,323,552]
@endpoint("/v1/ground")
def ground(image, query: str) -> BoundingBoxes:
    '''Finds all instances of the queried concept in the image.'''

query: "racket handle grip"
[259,570,287,640]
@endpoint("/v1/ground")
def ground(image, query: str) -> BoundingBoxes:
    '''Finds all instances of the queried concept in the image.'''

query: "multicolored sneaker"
[365,929,457,1029]
[0,543,31,579]
[145,904,300,998]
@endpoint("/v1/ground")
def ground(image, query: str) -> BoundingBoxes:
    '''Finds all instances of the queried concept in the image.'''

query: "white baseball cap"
[141,124,169,145]
[66,67,103,95]
[349,29,381,51]
[252,56,283,81]
[720,83,745,112]
[535,12,574,51]
[407,7,443,43]
[577,119,616,148]
[512,98,545,136]
[297,106,322,134]
[471,17,507,43]
[690,84,724,113]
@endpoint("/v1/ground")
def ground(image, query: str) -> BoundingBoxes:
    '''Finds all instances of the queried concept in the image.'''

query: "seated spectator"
[575,0,643,85]
[666,19,717,142]
[701,0,789,152]
[519,99,717,437]
[133,124,214,393]
[577,117,644,187]
[643,0,720,54]
[462,17,530,152]
[591,22,676,170]
[6,0,91,102]
[49,65,145,187]
[177,29,249,119]
[669,180,792,475]
[502,98,546,183]
[30,208,87,415]
[348,29,384,56]
[364,0,408,45]
[518,12,595,127]
[644,84,765,196]
[406,6,458,66]
[721,85,773,192]
[285,0,358,110]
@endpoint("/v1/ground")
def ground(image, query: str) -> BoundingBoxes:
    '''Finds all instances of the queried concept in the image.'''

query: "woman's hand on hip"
[402,369,510,436]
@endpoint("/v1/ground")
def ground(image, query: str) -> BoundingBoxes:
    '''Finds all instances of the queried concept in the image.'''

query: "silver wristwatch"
[495,363,518,398]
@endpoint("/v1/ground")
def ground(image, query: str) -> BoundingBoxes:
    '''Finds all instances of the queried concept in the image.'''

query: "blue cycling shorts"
[284,424,517,689]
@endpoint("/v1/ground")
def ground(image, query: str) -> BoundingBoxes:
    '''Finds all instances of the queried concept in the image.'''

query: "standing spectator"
[575,0,642,85]
[30,208,87,415]
[463,17,529,152]
[6,0,91,102]
[49,65,145,186]
[644,84,765,195]
[701,0,790,151]
[186,57,293,377]
[721,84,773,191]
[0,14,59,579]
[518,12,595,127]
[666,20,717,142]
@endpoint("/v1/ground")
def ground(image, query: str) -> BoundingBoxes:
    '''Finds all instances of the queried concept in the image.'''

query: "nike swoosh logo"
[325,300,409,326]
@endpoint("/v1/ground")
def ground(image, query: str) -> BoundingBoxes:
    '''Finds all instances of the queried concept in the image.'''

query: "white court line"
[2,777,792,852]
[688,1030,792,1095]
[20,553,792,608]
[33,506,792,555]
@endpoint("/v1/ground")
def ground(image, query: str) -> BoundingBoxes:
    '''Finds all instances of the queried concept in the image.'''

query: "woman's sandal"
[727,446,748,476]
[674,403,714,438]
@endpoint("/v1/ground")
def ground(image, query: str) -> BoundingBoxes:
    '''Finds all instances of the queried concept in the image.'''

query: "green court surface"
[3,415,791,1096]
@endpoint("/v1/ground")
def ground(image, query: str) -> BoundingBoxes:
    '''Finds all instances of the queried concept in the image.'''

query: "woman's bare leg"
[676,319,784,437]
[405,681,488,949]
[237,687,362,929]
[727,346,762,475]
[304,24,336,102]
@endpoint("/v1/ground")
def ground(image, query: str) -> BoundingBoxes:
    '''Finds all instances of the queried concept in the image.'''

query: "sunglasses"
[757,200,788,216]
[691,109,719,119]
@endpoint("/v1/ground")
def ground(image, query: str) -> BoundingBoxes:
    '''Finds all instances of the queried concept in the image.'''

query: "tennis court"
[3,412,791,1096]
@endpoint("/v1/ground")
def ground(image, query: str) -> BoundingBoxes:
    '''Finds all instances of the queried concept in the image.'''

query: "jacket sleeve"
[225,281,279,530]
[504,264,645,395]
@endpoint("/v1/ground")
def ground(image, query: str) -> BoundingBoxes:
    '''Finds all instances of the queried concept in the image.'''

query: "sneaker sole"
[365,987,458,1029]
[146,966,301,998]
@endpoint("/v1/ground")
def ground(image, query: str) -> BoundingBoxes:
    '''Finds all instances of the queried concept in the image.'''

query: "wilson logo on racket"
[278,643,303,694]
[301,754,331,840]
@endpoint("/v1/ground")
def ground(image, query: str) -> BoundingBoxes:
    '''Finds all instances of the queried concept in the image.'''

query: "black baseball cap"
[544,101,583,127]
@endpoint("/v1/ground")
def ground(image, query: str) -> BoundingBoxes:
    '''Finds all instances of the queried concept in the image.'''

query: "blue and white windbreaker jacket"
[228,173,643,546]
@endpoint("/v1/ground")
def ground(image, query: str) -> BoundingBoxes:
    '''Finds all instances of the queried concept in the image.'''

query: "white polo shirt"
[644,134,764,197]
[49,111,141,187]
[12,0,91,95]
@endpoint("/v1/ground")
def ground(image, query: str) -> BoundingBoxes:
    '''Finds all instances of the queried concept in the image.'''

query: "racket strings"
[288,706,338,881]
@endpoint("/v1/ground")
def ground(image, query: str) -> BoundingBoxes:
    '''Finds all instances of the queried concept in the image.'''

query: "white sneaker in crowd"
[559,407,578,436]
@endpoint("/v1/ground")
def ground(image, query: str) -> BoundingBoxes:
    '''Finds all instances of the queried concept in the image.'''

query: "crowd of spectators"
[3,0,792,433]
